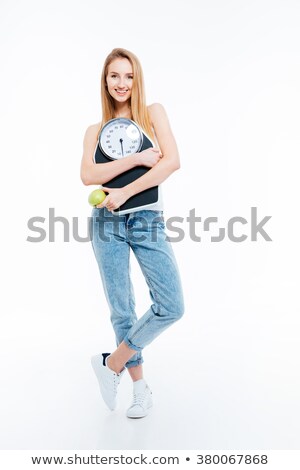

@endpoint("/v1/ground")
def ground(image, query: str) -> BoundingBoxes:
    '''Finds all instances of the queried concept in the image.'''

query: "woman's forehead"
[108,58,133,73]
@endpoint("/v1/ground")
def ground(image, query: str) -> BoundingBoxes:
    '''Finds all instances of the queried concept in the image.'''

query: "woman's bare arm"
[80,124,140,185]
[124,103,180,198]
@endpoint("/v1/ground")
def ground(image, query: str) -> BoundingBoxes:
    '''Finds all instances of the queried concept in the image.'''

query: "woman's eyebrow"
[109,71,133,75]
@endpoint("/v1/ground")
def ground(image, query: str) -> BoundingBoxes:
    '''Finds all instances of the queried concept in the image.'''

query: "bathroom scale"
[93,117,159,214]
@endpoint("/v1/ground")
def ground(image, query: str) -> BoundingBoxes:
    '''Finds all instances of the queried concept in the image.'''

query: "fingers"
[96,198,108,209]
[151,148,162,159]
[96,198,114,211]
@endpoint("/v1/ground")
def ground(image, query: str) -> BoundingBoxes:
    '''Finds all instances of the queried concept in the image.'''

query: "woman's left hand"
[96,187,132,211]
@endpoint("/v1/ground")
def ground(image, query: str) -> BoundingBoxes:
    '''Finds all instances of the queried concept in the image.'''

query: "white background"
[0,0,299,450]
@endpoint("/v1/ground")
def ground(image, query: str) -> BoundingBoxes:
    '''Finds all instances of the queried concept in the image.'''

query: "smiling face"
[106,58,133,103]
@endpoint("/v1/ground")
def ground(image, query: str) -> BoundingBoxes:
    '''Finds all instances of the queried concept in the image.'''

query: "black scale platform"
[94,131,159,213]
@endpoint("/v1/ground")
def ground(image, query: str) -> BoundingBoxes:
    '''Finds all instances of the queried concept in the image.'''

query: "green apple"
[88,189,106,207]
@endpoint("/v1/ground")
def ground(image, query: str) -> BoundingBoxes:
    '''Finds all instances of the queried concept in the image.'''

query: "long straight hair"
[98,48,156,144]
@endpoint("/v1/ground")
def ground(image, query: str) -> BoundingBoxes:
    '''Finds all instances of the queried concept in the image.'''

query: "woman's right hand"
[136,148,162,168]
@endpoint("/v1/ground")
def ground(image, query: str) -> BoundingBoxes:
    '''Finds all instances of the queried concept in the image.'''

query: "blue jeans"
[89,207,185,369]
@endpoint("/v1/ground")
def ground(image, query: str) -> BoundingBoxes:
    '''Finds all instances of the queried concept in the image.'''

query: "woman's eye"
[110,75,133,79]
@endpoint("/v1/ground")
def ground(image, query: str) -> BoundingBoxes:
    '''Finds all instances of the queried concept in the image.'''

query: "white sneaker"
[126,379,153,418]
[91,353,125,411]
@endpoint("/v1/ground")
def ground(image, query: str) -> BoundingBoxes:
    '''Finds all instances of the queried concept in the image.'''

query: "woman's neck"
[114,103,132,119]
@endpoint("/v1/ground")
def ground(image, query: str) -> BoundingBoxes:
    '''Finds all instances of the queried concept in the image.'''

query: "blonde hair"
[99,47,156,144]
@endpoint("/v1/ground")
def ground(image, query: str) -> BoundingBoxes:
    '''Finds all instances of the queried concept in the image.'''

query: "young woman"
[80,48,185,419]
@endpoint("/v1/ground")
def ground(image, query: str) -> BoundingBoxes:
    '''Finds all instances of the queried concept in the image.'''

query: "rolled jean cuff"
[123,336,142,352]
[126,357,144,369]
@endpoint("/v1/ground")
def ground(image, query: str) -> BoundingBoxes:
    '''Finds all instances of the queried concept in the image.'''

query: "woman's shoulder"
[147,103,168,127]
[84,122,102,141]
[147,102,166,116]
[85,121,102,134]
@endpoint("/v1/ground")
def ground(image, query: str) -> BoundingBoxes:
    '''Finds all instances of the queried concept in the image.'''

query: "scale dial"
[99,117,143,160]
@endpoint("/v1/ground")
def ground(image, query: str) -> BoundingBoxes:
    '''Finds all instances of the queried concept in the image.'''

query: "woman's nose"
[118,78,126,88]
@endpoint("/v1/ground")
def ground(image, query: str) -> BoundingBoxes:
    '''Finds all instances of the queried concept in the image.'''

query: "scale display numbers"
[99,118,143,160]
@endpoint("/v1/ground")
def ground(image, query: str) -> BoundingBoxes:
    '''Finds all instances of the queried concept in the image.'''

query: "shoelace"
[110,367,125,392]
[131,389,148,407]
[113,374,121,392]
